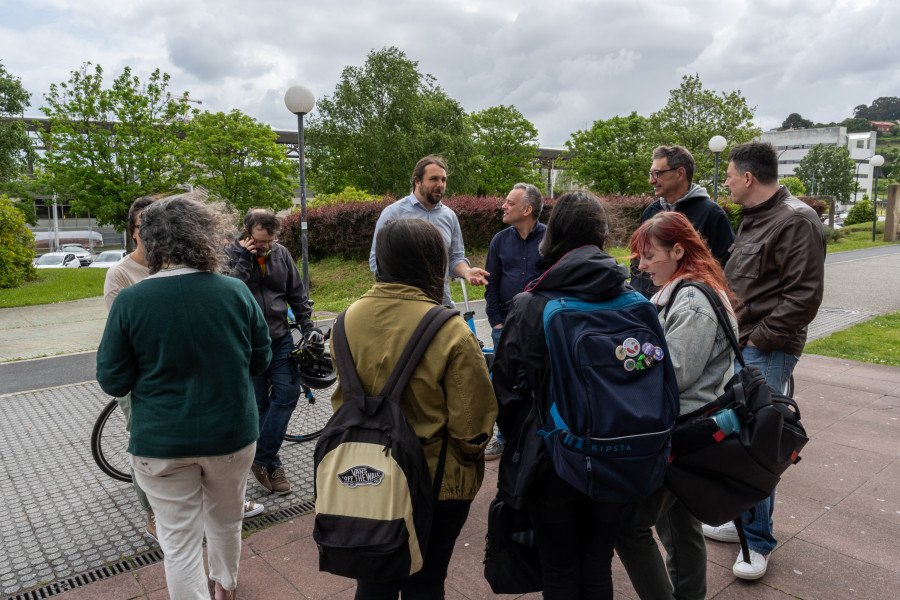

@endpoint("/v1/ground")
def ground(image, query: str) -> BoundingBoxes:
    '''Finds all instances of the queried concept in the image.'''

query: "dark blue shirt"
[484,222,546,326]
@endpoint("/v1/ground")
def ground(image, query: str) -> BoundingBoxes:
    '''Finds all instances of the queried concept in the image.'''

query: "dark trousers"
[354,500,471,600]
[251,333,301,470]
[525,469,626,600]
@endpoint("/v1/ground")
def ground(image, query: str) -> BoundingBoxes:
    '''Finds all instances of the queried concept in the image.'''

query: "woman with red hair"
[616,211,739,600]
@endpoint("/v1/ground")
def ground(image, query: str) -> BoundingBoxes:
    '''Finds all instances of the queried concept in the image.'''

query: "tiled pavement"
[4,353,896,600]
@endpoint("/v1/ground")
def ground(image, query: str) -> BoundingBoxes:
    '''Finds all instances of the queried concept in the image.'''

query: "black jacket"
[631,185,735,297]
[491,245,628,507]
[225,240,314,340]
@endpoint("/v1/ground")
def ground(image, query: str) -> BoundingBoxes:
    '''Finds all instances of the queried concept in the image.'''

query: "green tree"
[779,176,807,197]
[794,144,856,202]
[840,117,874,133]
[182,109,296,214]
[0,62,35,185]
[781,112,813,130]
[0,194,37,288]
[565,112,651,195]
[39,63,189,240]
[469,105,541,195]
[646,74,760,192]
[854,96,900,121]
[306,47,475,196]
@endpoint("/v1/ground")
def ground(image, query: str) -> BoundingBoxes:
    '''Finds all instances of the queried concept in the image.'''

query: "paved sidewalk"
[5,354,895,600]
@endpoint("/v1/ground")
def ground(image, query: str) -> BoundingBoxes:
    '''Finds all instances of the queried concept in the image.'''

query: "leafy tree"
[0,194,37,288]
[781,113,813,130]
[853,96,900,121]
[0,62,35,186]
[306,47,475,196]
[39,63,189,241]
[565,112,651,195]
[646,74,760,192]
[840,117,874,133]
[469,105,541,195]
[794,144,856,203]
[182,109,296,214]
[779,176,807,197]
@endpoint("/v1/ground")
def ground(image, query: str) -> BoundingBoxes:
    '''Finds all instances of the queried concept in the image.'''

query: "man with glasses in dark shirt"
[630,145,735,298]
[226,208,321,496]
[483,183,546,459]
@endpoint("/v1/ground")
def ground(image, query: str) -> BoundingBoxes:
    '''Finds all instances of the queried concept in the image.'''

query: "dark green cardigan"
[97,271,272,458]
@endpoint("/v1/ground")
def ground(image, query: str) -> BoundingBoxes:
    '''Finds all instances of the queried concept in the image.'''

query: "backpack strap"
[671,279,746,369]
[379,305,459,401]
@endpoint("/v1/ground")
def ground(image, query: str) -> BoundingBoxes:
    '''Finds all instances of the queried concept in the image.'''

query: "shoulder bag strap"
[671,279,746,369]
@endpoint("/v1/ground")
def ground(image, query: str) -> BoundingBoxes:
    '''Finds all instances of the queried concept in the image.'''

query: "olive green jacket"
[331,283,497,501]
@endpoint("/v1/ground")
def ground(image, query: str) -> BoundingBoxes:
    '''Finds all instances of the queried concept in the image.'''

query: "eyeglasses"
[251,237,277,246]
[649,167,679,180]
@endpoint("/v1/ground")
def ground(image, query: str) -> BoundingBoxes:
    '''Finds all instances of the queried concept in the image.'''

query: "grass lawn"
[806,312,900,367]
[0,268,107,308]
[827,222,899,252]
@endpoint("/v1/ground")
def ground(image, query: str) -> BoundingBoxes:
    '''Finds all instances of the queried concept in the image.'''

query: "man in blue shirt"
[369,155,489,305]
[483,183,546,459]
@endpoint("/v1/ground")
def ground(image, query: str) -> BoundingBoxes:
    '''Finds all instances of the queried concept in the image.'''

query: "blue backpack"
[537,290,679,502]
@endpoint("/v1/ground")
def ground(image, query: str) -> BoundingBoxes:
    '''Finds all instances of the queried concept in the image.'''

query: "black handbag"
[664,281,809,527]
[483,496,543,594]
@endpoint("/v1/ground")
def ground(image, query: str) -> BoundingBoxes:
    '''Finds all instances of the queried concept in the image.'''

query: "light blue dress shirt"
[369,193,470,305]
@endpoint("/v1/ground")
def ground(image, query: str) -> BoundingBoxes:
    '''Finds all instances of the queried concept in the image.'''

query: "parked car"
[88,250,128,268]
[60,244,95,266]
[34,252,82,269]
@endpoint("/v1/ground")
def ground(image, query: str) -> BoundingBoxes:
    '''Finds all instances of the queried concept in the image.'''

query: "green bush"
[310,187,383,207]
[824,226,848,244]
[0,194,38,288]
[844,199,873,226]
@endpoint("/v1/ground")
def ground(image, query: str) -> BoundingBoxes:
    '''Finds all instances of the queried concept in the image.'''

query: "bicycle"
[90,320,337,482]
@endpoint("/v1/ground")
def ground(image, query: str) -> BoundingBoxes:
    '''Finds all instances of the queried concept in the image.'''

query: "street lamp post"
[870,154,885,242]
[284,85,316,290]
[708,135,728,203]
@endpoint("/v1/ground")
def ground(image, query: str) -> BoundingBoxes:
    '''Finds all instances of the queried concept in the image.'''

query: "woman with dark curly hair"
[97,194,271,600]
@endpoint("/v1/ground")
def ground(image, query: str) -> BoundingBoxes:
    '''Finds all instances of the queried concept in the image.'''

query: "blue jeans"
[734,346,799,555]
[252,333,301,470]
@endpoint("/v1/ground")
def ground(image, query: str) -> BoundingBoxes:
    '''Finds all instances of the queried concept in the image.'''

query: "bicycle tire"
[283,381,337,443]
[91,398,133,483]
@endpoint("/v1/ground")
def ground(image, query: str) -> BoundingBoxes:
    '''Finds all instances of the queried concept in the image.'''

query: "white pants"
[132,442,256,600]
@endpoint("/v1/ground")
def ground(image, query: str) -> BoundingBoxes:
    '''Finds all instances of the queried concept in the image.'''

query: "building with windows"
[761,126,878,205]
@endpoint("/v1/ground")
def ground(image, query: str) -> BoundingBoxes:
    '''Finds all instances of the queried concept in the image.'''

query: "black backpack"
[313,305,457,582]
[664,281,809,558]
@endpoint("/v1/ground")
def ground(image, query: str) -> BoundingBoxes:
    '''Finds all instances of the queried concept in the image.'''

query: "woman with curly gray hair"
[97,193,272,600]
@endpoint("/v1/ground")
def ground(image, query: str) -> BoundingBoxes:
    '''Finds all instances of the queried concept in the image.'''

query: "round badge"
[641,342,655,356]
[615,345,627,360]
[643,355,655,368]
[624,358,636,371]
[653,346,665,361]
[623,337,640,357]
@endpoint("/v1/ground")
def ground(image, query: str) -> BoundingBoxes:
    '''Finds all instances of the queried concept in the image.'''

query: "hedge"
[280,192,827,262]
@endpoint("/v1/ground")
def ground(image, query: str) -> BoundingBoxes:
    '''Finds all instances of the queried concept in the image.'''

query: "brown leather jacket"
[725,187,826,356]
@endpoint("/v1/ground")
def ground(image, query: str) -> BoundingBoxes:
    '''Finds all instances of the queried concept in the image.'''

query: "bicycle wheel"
[284,381,337,443]
[91,398,133,483]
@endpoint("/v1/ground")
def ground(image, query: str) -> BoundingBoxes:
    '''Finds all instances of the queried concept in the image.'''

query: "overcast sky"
[2,0,896,146]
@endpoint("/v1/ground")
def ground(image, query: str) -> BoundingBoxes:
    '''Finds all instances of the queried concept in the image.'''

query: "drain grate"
[2,501,316,600]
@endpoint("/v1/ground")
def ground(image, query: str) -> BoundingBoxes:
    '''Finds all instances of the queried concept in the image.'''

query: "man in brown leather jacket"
[702,141,826,581]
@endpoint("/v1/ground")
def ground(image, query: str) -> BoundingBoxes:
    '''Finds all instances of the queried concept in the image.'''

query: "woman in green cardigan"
[97,194,271,600]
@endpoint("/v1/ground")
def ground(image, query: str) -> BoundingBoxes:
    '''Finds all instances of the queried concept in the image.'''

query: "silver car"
[60,244,95,266]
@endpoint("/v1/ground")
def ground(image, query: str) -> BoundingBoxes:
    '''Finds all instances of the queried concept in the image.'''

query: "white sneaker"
[243,500,265,518]
[733,548,768,580]
[702,522,740,543]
